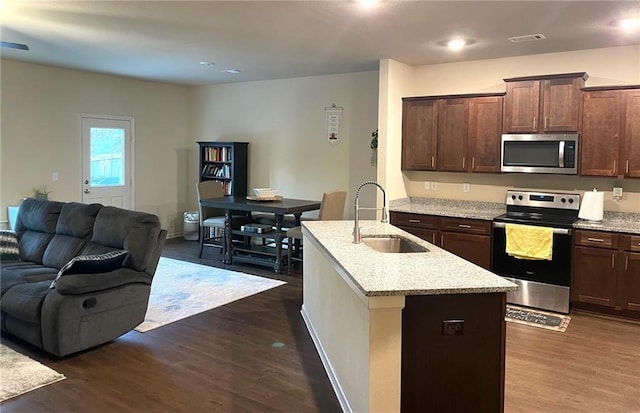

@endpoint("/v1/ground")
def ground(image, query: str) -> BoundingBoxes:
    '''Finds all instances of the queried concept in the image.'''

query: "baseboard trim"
[300,305,351,413]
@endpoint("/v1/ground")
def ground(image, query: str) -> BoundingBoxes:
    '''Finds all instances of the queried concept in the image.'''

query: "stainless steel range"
[492,190,581,314]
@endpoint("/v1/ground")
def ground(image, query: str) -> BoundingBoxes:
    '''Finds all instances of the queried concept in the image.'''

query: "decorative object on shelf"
[325,103,343,145]
[33,186,51,200]
[370,128,378,166]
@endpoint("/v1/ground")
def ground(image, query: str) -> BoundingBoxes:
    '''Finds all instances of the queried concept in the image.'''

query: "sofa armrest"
[54,267,152,295]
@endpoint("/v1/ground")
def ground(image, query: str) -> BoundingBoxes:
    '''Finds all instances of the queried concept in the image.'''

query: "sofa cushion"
[42,202,102,269]
[83,207,161,272]
[0,263,58,296]
[14,198,64,264]
[0,230,20,261]
[49,250,129,289]
[1,281,52,324]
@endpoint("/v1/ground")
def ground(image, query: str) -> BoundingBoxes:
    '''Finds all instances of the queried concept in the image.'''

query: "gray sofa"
[0,198,167,357]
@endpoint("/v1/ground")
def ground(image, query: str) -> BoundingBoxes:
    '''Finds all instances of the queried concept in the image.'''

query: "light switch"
[463,183,470,193]
[431,182,437,191]
[52,172,59,181]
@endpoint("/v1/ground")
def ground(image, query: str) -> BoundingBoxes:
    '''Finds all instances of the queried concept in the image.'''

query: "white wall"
[381,45,640,213]
[0,60,190,234]
[187,71,379,219]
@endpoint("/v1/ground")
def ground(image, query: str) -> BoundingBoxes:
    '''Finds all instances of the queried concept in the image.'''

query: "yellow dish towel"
[505,223,553,260]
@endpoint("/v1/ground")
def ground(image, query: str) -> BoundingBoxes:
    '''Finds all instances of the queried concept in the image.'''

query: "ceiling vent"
[508,34,546,43]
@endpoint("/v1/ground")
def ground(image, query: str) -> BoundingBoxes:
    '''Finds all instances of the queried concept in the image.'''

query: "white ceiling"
[1,1,638,86]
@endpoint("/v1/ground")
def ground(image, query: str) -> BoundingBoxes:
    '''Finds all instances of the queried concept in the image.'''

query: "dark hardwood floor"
[2,238,640,412]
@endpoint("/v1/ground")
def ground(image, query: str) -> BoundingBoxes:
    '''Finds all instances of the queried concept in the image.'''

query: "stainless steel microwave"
[501,133,579,174]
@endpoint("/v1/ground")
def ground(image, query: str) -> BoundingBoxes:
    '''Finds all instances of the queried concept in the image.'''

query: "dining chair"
[287,190,347,274]
[196,181,251,259]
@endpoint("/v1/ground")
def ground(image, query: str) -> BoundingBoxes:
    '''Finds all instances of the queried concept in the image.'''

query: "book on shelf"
[203,146,232,162]
[240,224,273,234]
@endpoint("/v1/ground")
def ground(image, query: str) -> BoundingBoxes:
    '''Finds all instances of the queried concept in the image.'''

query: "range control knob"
[561,198,566,203]
[568,198,574,204]
[518,195,523,201]
[511,195,517,200]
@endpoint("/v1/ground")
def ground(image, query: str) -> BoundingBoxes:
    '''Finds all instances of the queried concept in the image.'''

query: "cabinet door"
[503,80,540,133]
[572,246,617,307]
[580,91,622,177]
[542,78,582,132]
[437,98,469,172]
[402,99,438,170]
[440,232,491,269]
[617,252,640,312]
[468,96,503,173]
[622,89,640,178]
[400,226,438,245]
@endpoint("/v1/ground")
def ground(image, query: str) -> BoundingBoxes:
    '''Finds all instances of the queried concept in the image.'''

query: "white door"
[81,115,133,209]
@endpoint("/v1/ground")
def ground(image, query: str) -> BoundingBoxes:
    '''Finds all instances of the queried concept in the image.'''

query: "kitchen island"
[301,220,517,413]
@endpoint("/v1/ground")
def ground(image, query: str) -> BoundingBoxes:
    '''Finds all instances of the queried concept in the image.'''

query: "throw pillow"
[0,230,20,261]
[49,250,128,289]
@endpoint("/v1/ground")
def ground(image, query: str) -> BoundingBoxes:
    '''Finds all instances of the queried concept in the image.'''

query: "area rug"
[135,257,286,332]
[0,343,65,402]
[505,305,571,332]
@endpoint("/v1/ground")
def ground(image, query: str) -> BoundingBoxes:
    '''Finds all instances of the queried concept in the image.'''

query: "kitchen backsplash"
[403,171,639,214]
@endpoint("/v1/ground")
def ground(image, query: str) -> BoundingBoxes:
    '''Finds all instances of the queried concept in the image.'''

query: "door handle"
[84,179,89,184]
[408,219,421,223]
[84,189,90,194]
[458,224,472,229]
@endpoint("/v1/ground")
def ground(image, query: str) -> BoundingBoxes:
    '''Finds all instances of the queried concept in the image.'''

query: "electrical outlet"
[463,183,470,193]
[431,181,437,191]
[613,187,623,199]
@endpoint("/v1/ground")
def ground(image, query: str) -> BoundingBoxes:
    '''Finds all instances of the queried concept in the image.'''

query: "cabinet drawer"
[574,230,618,249]
[624,235,640,252]
[390,212,438,230]
[439,217,491,235]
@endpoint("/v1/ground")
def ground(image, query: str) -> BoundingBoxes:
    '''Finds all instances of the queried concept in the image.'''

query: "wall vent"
[508,34,546,43]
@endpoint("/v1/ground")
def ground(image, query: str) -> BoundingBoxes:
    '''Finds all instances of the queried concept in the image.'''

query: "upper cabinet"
[402,98,438,171]
[503,72,587,133]
[581,86,640,178]
[402,94,503,173]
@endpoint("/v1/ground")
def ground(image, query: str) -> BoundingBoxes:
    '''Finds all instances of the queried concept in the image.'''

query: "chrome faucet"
[353,181,388,243]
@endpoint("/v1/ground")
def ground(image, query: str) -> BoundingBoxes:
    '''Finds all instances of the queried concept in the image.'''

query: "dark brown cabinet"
[390,212,492,269]
[503,73,586,133]
[438,98,469,172]
[581,87,640,178]
[402,99,438,171]
[468,96,503,173]
[402,94,503,173]
[572,230,640,318]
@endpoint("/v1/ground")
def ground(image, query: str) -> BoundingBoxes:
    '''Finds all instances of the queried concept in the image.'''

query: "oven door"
[492,222,573,313]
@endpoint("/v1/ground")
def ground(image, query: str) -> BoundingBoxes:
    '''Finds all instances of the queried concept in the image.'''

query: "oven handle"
[492,222,572,235]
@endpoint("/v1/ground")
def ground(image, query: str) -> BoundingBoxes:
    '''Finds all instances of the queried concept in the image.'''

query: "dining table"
[199,196,321,273]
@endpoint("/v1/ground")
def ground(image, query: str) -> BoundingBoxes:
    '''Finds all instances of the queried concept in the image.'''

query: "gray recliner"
[0,198,167,357]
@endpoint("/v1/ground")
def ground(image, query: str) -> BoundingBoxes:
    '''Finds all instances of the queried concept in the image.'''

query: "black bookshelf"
[197,141,249,196]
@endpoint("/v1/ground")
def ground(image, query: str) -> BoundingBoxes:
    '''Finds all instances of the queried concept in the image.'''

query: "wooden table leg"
[224,209,233,264]
[274,214,284,273]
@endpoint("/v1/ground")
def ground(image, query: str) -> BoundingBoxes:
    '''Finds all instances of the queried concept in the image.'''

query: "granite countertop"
[390,197,640,235]
[573,212,640,235]
[390,197,505,221]
[302,220,517,298]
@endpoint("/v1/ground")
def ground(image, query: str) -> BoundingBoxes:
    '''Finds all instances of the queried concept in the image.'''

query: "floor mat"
[505,305,571,332]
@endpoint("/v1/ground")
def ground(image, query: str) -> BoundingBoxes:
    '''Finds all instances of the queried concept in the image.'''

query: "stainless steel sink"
[361,235,428,253]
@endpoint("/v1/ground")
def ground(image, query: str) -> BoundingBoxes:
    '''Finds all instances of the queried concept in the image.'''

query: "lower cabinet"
[572,230,640,317]
[390,212,492,269]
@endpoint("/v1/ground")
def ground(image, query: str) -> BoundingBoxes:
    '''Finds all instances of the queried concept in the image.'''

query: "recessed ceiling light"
[222,69,241,74]
[437,38,475,51]
[447,39,466,51]
[620,18,640,32]
[199,61,215,67]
